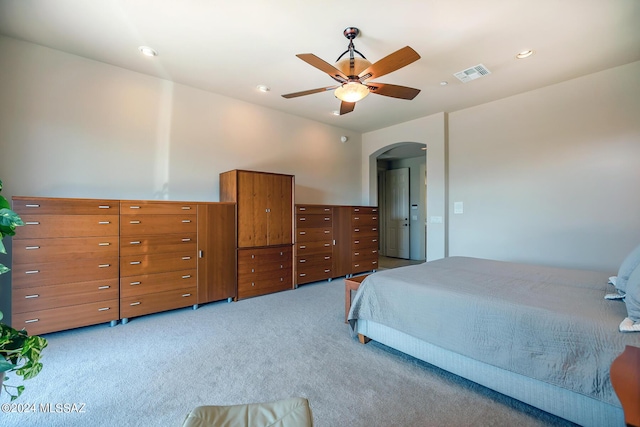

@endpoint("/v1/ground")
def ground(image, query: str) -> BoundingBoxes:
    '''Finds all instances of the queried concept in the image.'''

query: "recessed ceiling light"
[332,110,340,116]
[516,50,534,59]
[138,46,158,57]
[256,85,270,93]
[440,81,448,86]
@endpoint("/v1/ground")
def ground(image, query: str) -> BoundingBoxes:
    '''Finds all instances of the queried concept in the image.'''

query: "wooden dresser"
[119,200,198,323]
[11,197,120,335]
[294,204,379,285]
[347,206,379,276]
[294,205,334,285]
[220,170,294,299]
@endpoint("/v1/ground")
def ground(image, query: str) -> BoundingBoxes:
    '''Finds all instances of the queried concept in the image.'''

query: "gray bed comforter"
[348,256,640,405]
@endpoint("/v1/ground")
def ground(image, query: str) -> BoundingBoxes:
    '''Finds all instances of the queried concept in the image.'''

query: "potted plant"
[0,179,48,401]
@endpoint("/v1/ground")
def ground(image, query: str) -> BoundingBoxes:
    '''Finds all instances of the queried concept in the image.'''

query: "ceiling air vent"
[454,64,491,83]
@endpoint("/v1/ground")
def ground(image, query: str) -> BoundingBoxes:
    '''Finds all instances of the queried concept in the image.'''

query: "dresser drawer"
[351,214,379,227]
[296,253,332,268]
[238,257,292,275]
[296,228,332,242]
[120,215,196,236]
[12,197,119,216]
[12,299,119,336]
[296,214,333,228]
[352,259,378,274]
[17,215,119,239]
[237,246,292,266]
[296,265,332,285]
[12,236,119,264]
[120,201,197,215]
[352,206,378,215]
[120,287,197,319]
[119,233,197,256]
[120,269,196,298]
[295,205,333,215]
[237,268,292,299]
[120,252,196,276]
[295,240,332,256]
[351,225,378,237]
[12,279,118,314]
[352,236,379,248]
[352,249,378,261]
[12,257,119,288]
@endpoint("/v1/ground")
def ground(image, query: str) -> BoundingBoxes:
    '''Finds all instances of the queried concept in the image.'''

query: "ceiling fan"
[282,27,421,115]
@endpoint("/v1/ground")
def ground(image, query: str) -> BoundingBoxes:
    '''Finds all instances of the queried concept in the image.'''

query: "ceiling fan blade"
[296,54,348,81]
[282,86,339,99]
[340,101,356,115]
[358,46,421,81]
[367,82,421,100]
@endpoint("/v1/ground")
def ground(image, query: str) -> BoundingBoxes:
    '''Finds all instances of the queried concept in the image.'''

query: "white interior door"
[385,168,410,259]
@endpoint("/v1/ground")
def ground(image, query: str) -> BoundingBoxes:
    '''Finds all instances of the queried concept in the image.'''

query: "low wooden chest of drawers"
[11,197,120,335]
[119,201,198,321]
[295,205,333,285]
[237,245,293,299]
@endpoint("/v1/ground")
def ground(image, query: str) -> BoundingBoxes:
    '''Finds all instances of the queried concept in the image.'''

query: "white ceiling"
[1,0,639,134]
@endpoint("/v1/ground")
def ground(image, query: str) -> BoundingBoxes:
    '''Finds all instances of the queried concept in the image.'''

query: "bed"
[347,256,640,427]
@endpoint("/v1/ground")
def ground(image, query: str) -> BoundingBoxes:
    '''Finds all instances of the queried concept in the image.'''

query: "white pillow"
[623,263,640,323]
[616,243,640,294]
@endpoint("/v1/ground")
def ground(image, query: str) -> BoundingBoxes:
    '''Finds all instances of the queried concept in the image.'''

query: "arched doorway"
[375,142,427,261]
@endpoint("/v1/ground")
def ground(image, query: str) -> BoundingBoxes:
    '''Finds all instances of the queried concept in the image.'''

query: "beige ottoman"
[182,397,313,427]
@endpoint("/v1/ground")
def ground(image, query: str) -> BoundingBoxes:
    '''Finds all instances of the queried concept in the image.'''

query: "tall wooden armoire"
[219,170,294,299]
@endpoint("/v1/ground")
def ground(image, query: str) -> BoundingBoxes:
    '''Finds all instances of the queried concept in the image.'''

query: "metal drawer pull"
[324,269,330,273]
[372,216,377,220]
[182,293,191,297]
[372,261,378,264]
[130,241,141,245]
[299,231,306,235]
[299,259,306,263]
[98,307,110,311]
[300,273,306,277]
[130,281,141,285]
[325,217,330,220]
[372,239,378,243]
[324,208,330,211]
[182,275,191,279]
[98,205,110,209]
[130,302,141,306]
[354,217,359,220]
[299,245,306,249]
[25,319,39,323]
[25,204,40,208]
[372,228,377,231]
[181,206,191,210]
[130,261,141,265]
[354,208,360,212]
[325,243,330,247]
[354,240,359,243]
[355,252,360,256]
[182,256,191,260]
[181,219,191,223]
[324,256,330,260]
[199,250,203,258]
[98,286,110,290]
[25,221,40,225]
[354,228,360,232]
[251,268,255,273]
[25,270,39,274]
[129,206,140,209]
[25,246,40,250]
[324,230,330,234]
[300,217,306,221]
[99,264,111,268]
[299,207,306,211]
[182,238,191,242]
[98,221,110,224]
[130,220,141,224]
[98,242,110,246]
[354,264,360,267]
[25,294,39,299]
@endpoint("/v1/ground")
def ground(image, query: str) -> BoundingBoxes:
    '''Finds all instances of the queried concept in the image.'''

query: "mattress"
[348,257,640,407]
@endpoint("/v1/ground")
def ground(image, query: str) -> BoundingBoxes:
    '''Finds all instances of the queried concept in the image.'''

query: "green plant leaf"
[0,264,9,275]
[0,208,24,237]
[0,195,9,210]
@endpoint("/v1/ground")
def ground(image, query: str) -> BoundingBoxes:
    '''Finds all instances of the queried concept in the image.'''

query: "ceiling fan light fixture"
[334,82,370,103]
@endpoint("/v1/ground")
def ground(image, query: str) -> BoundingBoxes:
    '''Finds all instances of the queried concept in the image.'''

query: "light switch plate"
[454,202,464,214]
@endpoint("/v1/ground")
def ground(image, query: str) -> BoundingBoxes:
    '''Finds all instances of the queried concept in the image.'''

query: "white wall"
[448,61,640,272]
[0,36,362,204]
[362,113,447,261]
